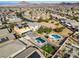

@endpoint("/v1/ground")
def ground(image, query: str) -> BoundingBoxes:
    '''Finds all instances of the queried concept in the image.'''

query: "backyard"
[38,19,72,37]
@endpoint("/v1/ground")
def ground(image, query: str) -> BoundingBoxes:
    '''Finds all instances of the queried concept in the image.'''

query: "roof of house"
[0,20,2,25]
[0,40,26,58]
[14,47,45,58]
[9,18,22,23]
[7,33,15,40]
[61,19,79,27]
[27,22,40,27]
[0,29,15,40]
[0,29,9,35]
[14,26,31,35]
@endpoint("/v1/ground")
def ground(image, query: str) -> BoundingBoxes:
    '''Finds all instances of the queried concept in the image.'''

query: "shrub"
[37,26,52,34]
[54,27,65,32]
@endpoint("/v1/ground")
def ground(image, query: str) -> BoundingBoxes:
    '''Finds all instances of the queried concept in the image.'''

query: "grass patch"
[41,44,54,53]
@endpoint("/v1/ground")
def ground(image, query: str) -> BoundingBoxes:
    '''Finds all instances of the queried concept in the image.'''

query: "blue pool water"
[28,51,41,58]
[36,37,45,43]
[51,34,61,40]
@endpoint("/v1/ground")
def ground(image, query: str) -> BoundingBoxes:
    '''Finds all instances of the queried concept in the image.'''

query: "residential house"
[60,18,79,32]
[0,28,15,43]
[0,40,26,58]
[27,22,41,31]
[14,47,45,58]
[0,20,2,26]
[14,23,32,35]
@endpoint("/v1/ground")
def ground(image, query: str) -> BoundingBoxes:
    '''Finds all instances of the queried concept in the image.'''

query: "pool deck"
[49,33,62,40]
[45,33,64,46]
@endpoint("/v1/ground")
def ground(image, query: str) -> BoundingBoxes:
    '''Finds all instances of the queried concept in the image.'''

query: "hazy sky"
[0,0,79,1]
[0,0,79,4]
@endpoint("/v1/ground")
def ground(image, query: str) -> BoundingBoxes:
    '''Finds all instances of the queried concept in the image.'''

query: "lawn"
[41,44,54,53]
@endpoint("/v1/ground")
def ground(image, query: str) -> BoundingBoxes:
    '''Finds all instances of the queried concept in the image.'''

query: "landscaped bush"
[37,17,49,23]
[71,16,79,22]
[55,23,59,25]
[51,21,54,23]
[54,27,65,32]
[37,26,52,34]
[9,23,16,29]
[44,35,49,38]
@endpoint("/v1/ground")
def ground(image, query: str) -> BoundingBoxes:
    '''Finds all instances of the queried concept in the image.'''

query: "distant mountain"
[59,2,79,5]
[0,1,79,6]
[0,1,31,5]
[17,1,31,5]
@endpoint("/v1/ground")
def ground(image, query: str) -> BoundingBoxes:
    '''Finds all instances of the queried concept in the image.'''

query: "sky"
[0,0,79,1]
[0,0,79,4]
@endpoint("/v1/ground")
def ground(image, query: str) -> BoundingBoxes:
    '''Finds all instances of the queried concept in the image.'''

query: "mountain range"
[0,1,79,5]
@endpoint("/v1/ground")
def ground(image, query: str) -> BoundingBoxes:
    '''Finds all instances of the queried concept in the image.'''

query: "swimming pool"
[36,37,45,43]
[28,51,41,58]
[50,34,61,40]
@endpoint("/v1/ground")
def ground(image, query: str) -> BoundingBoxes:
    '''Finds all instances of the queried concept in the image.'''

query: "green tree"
[9,23,15,29]
[54,27,65,32]
[55,23,59,26]
[72,16,79,22]
[49,15,52,20]
[37,26,44,34]
[37,17,49,23]
[38,17,43,22]
[37,26,52,34]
